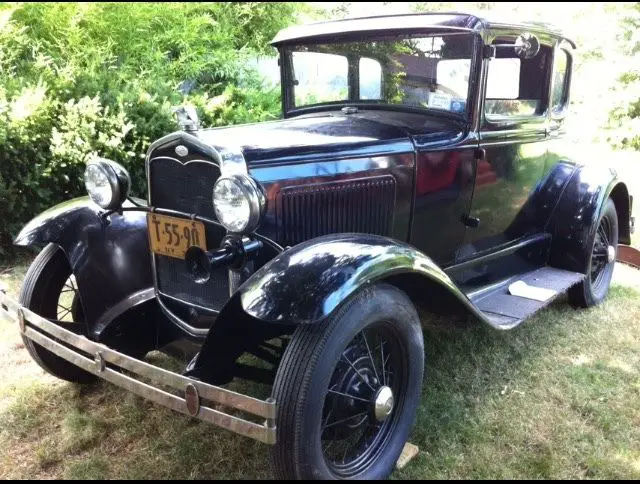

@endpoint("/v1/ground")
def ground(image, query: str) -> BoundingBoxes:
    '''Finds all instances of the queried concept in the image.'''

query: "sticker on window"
[450,99,466,113]
[428,92,452,111]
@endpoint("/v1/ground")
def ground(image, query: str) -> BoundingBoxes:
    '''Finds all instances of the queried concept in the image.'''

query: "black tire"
[270,283,424,480]
[569,199,619,308]
[19,243,96,384]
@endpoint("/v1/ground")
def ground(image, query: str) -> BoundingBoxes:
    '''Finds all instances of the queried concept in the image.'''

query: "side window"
[292,52,348,106]
[485,58,520,99]
[359,57,382,100]
[436,59,471,113]
[551,49,569,114]
[484,42,550,119]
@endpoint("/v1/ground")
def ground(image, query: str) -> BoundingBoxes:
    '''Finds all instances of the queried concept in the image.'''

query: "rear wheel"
[19,243,96,384]
[270,283,424,480]
[569,199,619,308]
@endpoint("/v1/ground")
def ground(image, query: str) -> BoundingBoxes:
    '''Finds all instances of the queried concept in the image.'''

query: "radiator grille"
[277,176,396,247]
[149,157,228,311]
[155,256,229,311]
[149,157,219,219]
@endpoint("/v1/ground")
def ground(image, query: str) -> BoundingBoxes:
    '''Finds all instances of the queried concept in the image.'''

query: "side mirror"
[490,32,541,60]
[514,33,540,59]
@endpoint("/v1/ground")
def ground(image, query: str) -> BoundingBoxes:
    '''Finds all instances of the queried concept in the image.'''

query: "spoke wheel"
[590,215,614,292]
[57,275,82,323]
[270,283,424,480]
[19,243,96,384]
[321,323,406,478]
[569,199,619,308]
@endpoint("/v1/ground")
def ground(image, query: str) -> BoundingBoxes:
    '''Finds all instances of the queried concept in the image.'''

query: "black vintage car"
[0,12,635,480]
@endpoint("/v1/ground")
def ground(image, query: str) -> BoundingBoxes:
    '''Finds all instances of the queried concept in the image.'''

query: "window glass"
[292,52,348,106]
[359,57,382,99]
[484,43,550,119]
[287,34,474,115]
[486,58,520,99]
[435,59,470,112]
[551,49,569,113]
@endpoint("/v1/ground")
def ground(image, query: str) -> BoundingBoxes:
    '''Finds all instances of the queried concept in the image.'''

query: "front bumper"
[0,288,276,445]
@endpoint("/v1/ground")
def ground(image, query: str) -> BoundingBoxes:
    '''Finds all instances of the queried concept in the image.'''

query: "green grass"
[1,259,639,479]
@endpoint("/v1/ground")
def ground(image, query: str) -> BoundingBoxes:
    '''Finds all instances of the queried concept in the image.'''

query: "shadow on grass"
[1,286,639,479]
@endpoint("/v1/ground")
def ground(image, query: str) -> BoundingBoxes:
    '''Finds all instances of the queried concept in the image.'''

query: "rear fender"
[548,164,632,272]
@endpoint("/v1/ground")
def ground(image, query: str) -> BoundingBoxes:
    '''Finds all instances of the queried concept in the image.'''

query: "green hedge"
[0,2,299,254]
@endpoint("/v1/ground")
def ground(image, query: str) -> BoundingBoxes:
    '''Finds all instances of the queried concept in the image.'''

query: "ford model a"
[1,13,634,480]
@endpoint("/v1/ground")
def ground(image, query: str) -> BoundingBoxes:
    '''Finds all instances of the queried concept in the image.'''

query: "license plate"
[147,213,207,260]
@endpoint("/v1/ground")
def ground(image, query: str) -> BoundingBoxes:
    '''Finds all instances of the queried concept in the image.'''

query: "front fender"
[238,233,485,325]
[15,197,153,334]
[189,233,488,383]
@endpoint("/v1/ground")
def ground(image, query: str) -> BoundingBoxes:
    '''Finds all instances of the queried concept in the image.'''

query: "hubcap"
[374,386,394,422]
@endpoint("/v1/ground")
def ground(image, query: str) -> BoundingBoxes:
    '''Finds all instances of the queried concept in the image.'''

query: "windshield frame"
[278,31,483,122]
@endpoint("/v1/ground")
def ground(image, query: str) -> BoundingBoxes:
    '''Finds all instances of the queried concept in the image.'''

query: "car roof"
[271,12,575,48]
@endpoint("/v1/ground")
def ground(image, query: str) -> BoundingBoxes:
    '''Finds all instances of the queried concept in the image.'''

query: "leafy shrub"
[0,2,299,254]
[607,3,640,151]
[0,82,61,251]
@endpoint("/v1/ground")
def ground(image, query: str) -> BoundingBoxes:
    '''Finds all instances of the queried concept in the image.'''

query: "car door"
[457,33,554,262]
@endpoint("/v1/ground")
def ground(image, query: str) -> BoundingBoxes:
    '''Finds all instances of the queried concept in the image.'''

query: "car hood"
[194,110,463,165]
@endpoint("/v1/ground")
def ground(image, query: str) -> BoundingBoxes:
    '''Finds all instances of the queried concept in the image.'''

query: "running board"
[466,267,585,329]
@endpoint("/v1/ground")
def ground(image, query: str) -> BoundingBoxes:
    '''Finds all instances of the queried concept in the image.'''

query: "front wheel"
[270,283,424,480]
[19,243,96,384]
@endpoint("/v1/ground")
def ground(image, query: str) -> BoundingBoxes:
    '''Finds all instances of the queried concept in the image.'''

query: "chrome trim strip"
[146,132,222,164]
[0,290,276,444]
[147,155,219,169]
[159,291,220,316]
[156,293,215,338]
[215,144,248,176]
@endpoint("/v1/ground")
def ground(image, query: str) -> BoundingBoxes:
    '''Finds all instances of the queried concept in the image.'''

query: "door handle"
[461,215,480,228]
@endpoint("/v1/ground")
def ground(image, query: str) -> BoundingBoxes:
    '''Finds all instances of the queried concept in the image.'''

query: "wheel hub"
[373,386,394,422]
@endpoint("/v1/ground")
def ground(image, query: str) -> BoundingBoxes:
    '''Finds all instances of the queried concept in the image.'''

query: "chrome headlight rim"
[212,174,265,234]
[84,158,131,211]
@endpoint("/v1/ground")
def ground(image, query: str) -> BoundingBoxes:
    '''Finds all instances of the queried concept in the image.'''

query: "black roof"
[271,12,574,47]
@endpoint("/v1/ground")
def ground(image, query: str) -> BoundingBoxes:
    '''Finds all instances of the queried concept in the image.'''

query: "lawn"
[0,258,639,479]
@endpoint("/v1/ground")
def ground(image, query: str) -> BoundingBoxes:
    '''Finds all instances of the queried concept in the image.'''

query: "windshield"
[284,33,475,116]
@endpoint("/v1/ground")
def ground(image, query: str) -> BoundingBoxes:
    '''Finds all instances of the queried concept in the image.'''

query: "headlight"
[84,158,131,210]
[213,174,264,233]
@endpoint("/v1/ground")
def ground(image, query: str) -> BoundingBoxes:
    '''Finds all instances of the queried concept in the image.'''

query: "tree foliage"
[607,2,640,151]
[0,2,300,253]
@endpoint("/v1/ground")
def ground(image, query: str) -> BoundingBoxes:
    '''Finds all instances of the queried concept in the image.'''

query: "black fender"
[14,197,154,338]
[548,164,632,273]
[188,233,491,384]
[238,233,488,325]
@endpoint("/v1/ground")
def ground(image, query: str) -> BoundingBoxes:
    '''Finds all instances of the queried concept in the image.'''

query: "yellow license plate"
[147,213,207,260]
